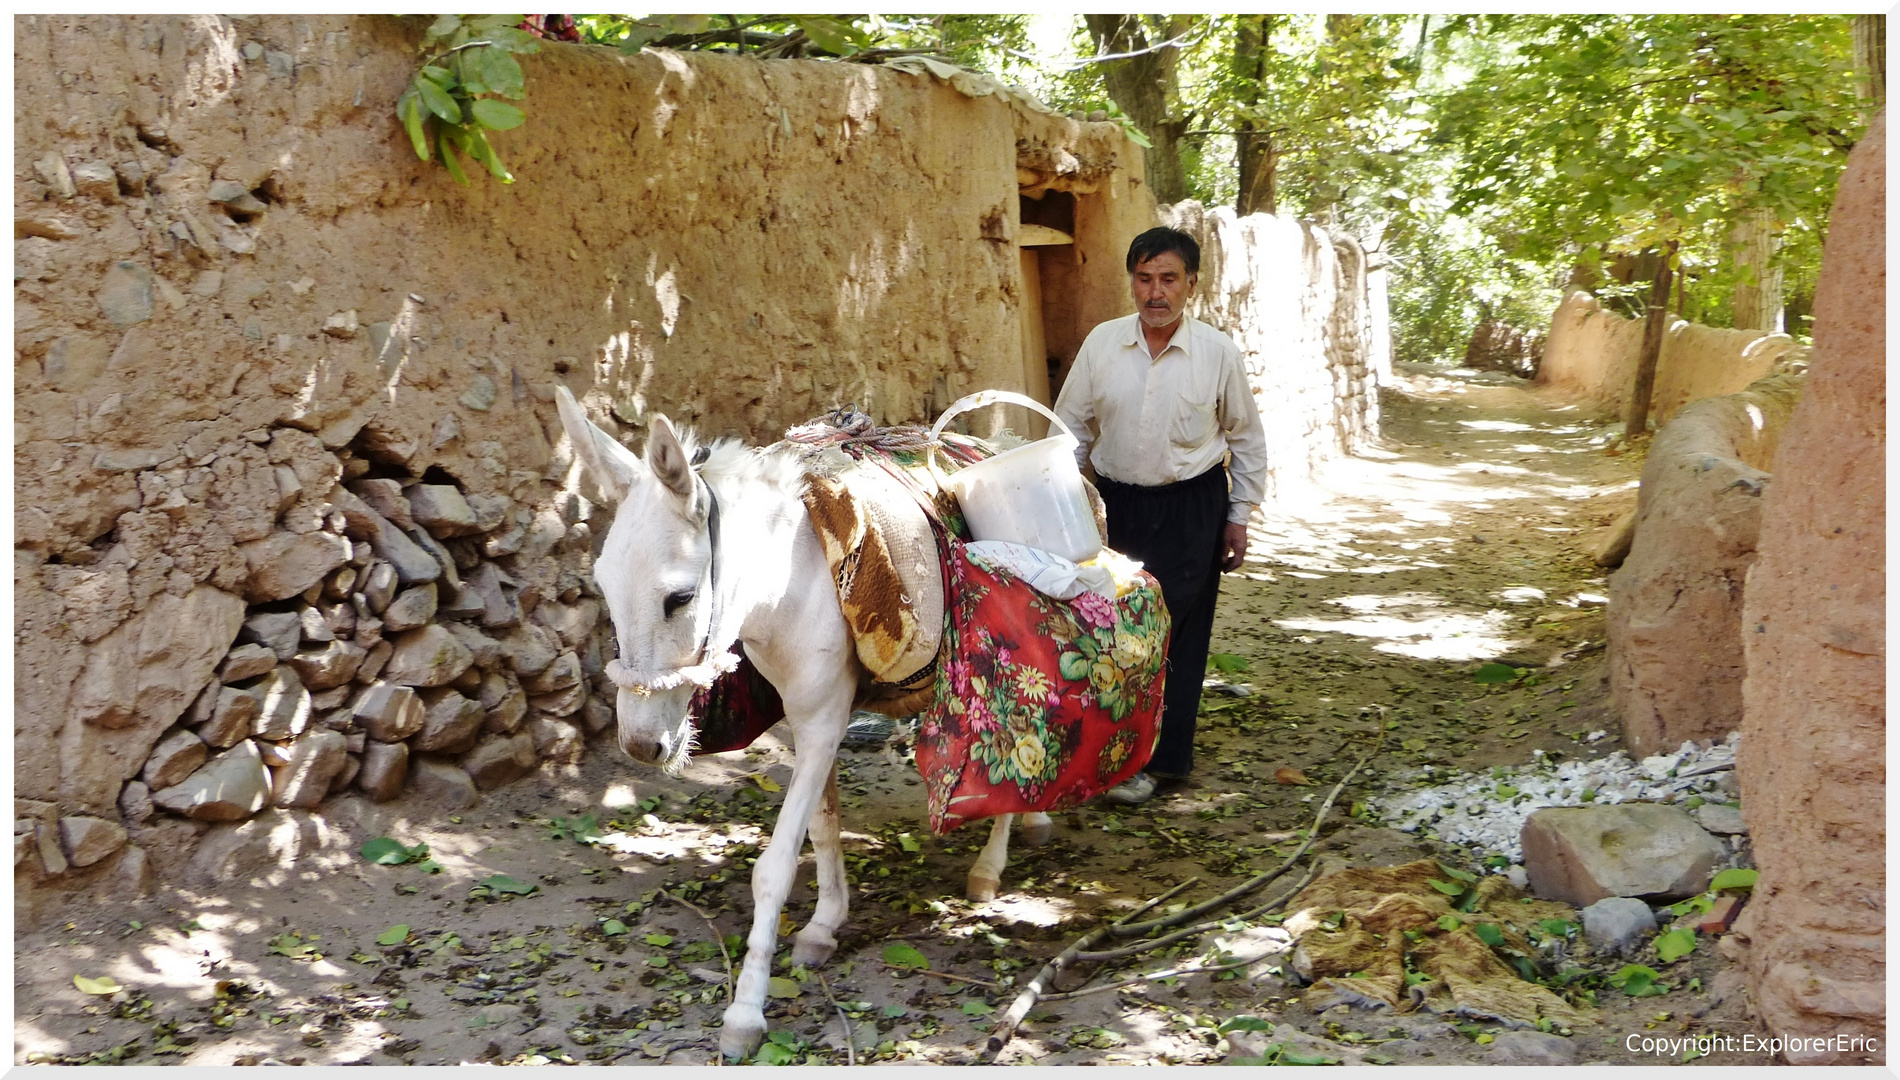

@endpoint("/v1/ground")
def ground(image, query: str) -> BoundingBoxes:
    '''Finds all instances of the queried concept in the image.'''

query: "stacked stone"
[100,453,617,849]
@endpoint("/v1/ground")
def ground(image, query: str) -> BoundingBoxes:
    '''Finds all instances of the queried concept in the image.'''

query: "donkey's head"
[555,385,714,773]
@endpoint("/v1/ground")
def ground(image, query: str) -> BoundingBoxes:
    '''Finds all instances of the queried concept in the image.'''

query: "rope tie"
[604,651,739,696]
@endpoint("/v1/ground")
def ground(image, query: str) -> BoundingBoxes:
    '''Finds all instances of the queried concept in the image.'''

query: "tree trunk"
[1084,14,1193,206]
[1854,14,1885,120]
[1730,208,1783,332]
[1625,240,1678,440]
[1233,15,1276,216]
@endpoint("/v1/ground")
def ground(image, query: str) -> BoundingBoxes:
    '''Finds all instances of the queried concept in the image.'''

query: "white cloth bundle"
[964,540,1126,600]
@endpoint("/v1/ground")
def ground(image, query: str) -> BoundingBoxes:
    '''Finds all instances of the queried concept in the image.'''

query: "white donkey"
[554,387,1048,1059]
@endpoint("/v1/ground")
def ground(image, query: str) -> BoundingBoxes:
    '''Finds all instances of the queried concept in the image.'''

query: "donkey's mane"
[667,427,809,497]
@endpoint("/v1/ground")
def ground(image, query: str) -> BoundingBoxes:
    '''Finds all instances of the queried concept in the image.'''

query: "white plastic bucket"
[928,390,1102,563]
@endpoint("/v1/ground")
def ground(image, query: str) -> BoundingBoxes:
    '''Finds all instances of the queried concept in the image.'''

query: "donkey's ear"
[644,415,697,506]
[555,385,644,505]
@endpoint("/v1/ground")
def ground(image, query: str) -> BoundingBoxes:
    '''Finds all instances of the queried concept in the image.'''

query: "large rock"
[494,623,558,676]
[151,741,272,821]
[220,643,279,683]
[62,585,247,813]
[269,730,347,808]
[357,639,393,683]
[237,610,302,660]
[411,688,484,753]
[236,530,353,603]
[141,728,208,789]
[530,683,587,718]
[465,561,522,627]
[579,697,615,735]
[247,667,311,740]
[1521,804,1726,905]
[524,650,582,695]
[537,599,600,649]
[1484,1031,1578,1066]
[356,740,409,802]
[353,683,425,742]
[195,686,261,748]
[352,499,440,585]
[1733,114,1887,1065]
[380,582,438,632]
[347,478,415,530]
[359,560,398,614]
[462,733,538,789]
[382,625,474,687]
[444,621,502,669]
[58,816,128,867]
[288,639,367,690]
[406,483,479,537]
[529,717,584,764]
[409,758,479,810]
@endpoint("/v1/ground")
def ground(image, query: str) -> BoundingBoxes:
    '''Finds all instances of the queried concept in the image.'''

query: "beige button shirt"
[1053,313,1268,525]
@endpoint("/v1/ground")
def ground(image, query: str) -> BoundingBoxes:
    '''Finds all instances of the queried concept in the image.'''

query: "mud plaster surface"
[14,370,1769,1066]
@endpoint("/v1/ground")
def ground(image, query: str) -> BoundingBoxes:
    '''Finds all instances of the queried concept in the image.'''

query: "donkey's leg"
[967,814,1014,902]
[721,745,835,1059]
[1020,811,1054,847]
[792,762,846,968]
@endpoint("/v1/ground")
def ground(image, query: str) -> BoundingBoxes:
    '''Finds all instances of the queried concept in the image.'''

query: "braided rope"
[603,651,740,696]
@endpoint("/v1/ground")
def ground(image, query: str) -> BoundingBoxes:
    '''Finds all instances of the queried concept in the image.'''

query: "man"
[1054,226,1268,806]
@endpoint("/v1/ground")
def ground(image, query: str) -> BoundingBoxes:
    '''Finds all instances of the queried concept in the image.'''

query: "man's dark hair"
[1125,226,1200,275]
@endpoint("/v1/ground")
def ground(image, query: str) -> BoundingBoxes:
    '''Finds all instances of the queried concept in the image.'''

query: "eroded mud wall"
[1159,201,1386,504]
[12,13,1149,907]
[1538,292,1796,424]
[1732,113,1885,1065]
[1607,374,1801,756]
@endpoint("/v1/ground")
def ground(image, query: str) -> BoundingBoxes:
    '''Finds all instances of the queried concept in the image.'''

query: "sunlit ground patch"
[1275,606,1520,662]
[1456,419,1536,432]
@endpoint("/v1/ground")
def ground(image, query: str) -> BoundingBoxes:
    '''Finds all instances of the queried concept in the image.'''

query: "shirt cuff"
[1226,502,1255,525]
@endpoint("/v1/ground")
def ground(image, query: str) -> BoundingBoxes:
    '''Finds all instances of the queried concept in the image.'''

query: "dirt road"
[15,366,1761,1066]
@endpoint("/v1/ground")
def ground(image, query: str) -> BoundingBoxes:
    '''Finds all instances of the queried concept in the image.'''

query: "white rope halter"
[602,461,737,697]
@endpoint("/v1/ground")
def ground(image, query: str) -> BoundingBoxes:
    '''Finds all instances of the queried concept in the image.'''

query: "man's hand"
[1221,521,1249,572]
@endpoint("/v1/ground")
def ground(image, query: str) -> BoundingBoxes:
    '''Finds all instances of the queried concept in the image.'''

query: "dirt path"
[15,366,1761,1067]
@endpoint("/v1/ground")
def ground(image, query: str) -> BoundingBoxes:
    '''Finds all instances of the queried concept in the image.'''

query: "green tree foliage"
[397,14,542,184]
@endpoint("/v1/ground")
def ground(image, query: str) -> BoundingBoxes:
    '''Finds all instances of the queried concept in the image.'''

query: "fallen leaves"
[73,974,122,996]
[1273,768,1313,786]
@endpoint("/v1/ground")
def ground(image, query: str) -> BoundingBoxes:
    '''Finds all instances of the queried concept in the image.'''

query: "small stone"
[349,478,414,529]
[97,261,154,326]
[220,643,279,683]
[1521,804,1728,905]
[524,651,582,695]
[118,780,155,825]
[406,484,479,538]
[466,493,512,532]
[197,686,262,748]
[248,667,311,740]
[321,600,356,638]
[529,717,584,764]
[71,161,118,201]
[530,683,586,718]
[360,560,398,613]
[142,728,209,789]
[1485,1031,1577,1066]
[439,580,487,620]
[483,516,528,558]
[495,624,558,677]
[357,640,393,684]
[241,40,264,60]
[299,604,335,643]
[266,49,293,78]
[309,684,353,712]
[256,740,294,768]
[386,580,442,630]
[238,530,353,603]
[289,639,367,691]
[411,688,484,754]
[206,178,267,214]
[1580,896,1658,956]
[323,310,358,338]
[270,729,348,808]
[1694,803,1747,835]
[331,753,362,796]
[459,375,497,412]
[345,731,366,753]
[36,821,67,876]
[151,741,272,821]
[58,816,129,867]
[462,733,538,790]
[485,684,528,735]
[580,697,614,735]
[357,740,409,802]
[324,565,358,601]
[444,621,502,669]
[383,625,475,687]
[467,561,522,628]
[238,611,302,660]
[354,683,425,742]
[409,759,479,810]
[537,599,601,649]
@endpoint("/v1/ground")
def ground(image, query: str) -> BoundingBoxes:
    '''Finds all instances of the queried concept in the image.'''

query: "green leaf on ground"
[360,837,418,865]
[1427,878,1465,896]
[643,933,672,946]
[1435,914,1462,931]
[766,976,802,999]
[478,874,537,895]
[1218,1015,1272,1033]
[1472,923,1505,947]
[1473,662,1519,684]
[376,924,411,946]
[883,943,930,970]
[960,1000,995,1017]
[1655,928,1697,963]
[601,920,628,936]
[1437,863,1478,883]
[1208,653,1251,674]
[74,974,123,995]
[897,833,921,853]
[1612,964,1667,997]
[1710,868,1758,892]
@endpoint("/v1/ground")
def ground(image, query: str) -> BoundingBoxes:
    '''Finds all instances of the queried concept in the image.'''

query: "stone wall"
[1538,291,1797,424]
[1731,113,1885,1065]
[1606,374,1802,756]
[1158,201,1386,504]
[12,15,1154,906]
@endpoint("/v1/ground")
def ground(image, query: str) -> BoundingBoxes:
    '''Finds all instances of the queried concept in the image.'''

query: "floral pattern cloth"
[916,537,1170,833]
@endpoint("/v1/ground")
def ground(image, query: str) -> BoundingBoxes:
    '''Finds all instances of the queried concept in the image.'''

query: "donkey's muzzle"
[618,731,666,765]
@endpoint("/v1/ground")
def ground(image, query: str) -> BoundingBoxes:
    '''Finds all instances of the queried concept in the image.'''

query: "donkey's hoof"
[791,929,837,969]
[1020,813,1054,847]
[966,873,1000,903]
[719,1003,767,1061]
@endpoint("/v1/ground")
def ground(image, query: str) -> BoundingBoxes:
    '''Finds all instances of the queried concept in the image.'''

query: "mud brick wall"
[1158,200,1387,505]
[12,14,1151,902]
[1538,291,1797,424]
[1731,113,1885,1066]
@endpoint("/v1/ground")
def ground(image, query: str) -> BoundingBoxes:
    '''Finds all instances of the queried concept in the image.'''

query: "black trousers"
[1095,466,1227,778]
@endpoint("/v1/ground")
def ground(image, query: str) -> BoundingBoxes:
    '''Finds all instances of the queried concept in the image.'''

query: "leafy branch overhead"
[397,14,539,184]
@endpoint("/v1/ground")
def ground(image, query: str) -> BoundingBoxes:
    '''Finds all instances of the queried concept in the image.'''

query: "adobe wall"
[1158,201,1387,504]
[1606,374,1802,756]
[1731,113,1885,1065]
[1538,291,1796,424]
[11,14,1152,910]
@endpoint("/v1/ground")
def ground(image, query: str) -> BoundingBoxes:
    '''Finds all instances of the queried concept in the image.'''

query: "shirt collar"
[1120,313,1194,359]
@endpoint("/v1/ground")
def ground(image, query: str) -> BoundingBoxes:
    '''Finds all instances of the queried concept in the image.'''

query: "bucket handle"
[926,390,1077,488]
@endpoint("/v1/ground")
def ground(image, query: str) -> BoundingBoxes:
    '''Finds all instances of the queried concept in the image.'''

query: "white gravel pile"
[1370,731,1740,864]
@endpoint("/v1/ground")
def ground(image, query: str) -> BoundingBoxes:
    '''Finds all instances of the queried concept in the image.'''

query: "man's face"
[1130,251,1196,330]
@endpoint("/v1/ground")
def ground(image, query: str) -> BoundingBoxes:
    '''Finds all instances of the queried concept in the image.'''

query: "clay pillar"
[1731,112,1885,1064]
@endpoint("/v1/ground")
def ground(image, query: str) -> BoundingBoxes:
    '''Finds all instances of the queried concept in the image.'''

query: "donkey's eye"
[663,590,696,618]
